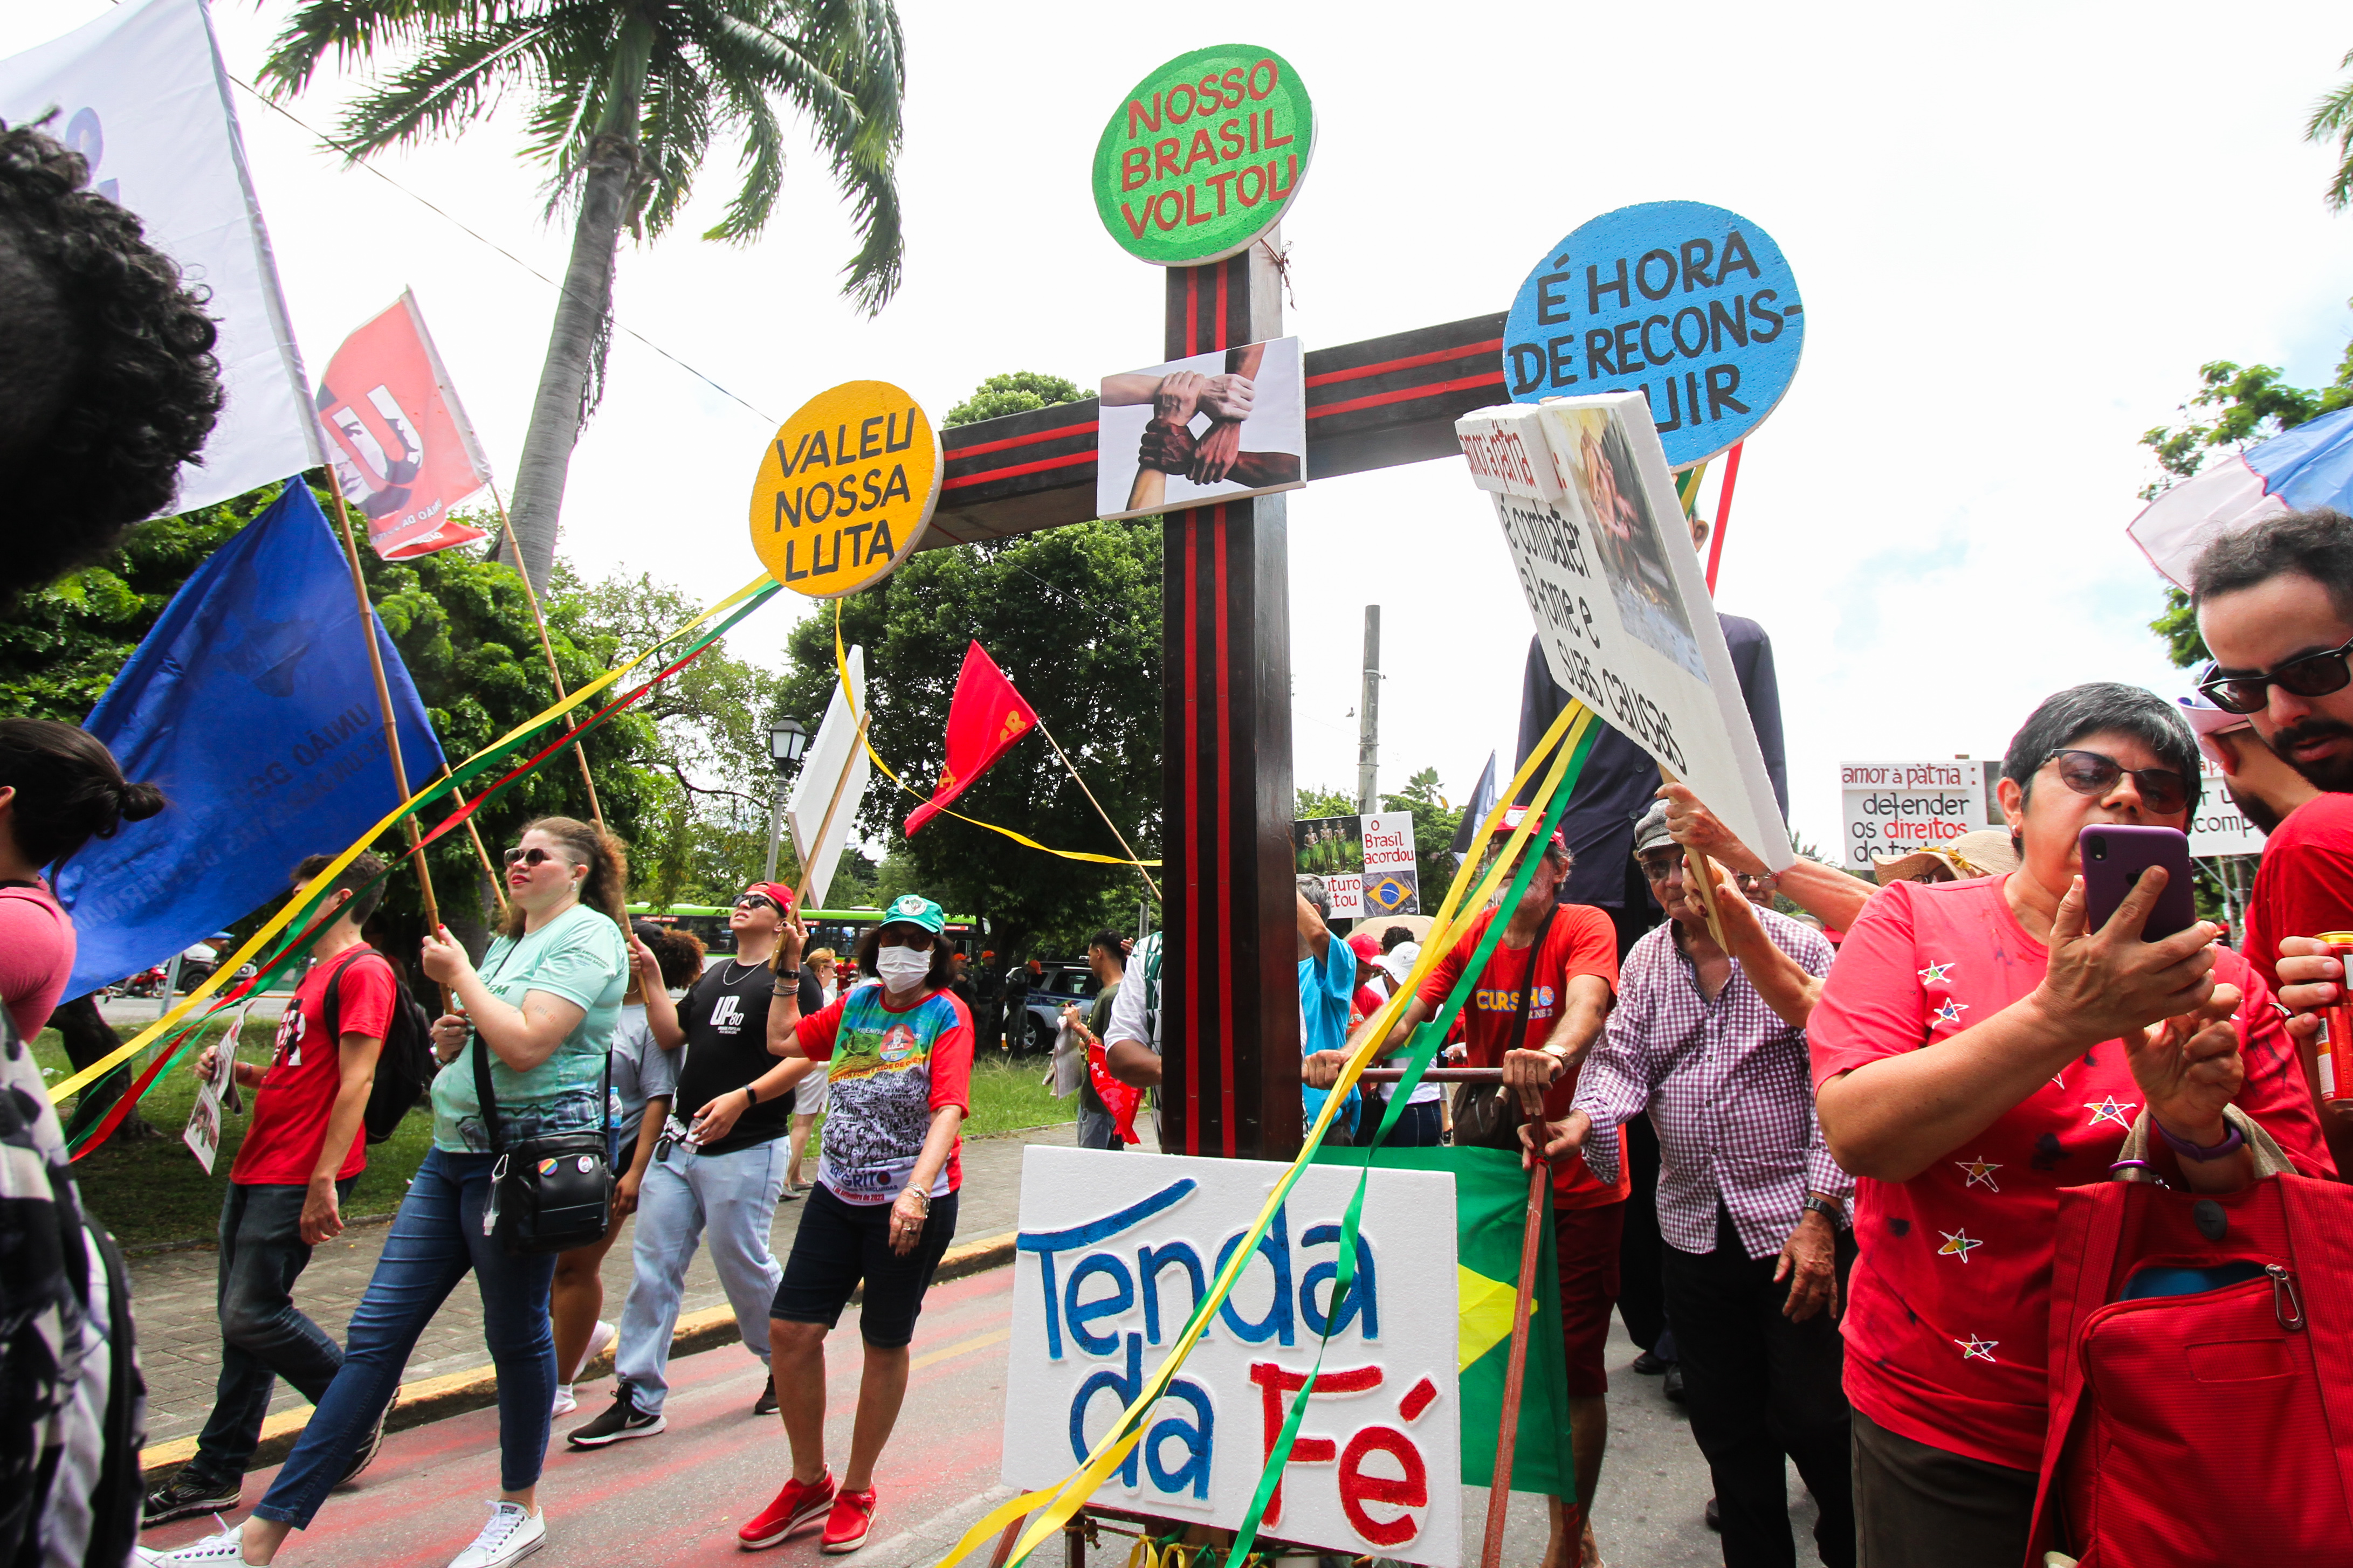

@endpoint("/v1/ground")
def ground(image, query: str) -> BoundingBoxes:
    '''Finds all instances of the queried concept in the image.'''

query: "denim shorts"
[771,1183,959,1347]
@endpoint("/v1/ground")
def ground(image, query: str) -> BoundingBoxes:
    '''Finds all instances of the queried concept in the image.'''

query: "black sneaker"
[1630,1350,1671,1376]
[567,1383,665,1448]
[1664,1364,1688,1404]
[143,1472,240,1528]
[338,1396,394,1487]
[753,1372,778,1417]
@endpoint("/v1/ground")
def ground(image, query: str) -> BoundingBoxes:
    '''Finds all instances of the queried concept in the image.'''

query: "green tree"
[262,0,909,591]
[944,372,1086,426]
[2309,47,2353,212]
[1381,766,1465,906]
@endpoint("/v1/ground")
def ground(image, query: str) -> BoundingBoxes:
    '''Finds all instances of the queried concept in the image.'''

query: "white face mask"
[875,944,932,990]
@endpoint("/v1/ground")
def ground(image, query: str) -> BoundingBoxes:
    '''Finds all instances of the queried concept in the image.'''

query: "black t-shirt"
[672,957,792,1156]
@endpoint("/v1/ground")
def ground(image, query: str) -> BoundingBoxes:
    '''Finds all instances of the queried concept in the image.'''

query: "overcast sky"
[22,0,2353,856]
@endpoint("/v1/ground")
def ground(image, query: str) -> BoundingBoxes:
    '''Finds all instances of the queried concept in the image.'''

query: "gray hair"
[1295,873,1330,920]
[2189,507,2353,621]
[2001,683,2200,814]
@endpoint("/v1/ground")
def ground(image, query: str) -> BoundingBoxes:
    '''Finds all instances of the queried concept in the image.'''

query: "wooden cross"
[918,237,1510,1161]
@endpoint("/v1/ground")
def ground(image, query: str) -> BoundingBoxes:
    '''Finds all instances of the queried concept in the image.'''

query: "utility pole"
[1357,605,1380,815]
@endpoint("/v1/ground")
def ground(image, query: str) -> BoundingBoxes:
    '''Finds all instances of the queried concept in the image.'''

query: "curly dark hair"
[0,120,223,601]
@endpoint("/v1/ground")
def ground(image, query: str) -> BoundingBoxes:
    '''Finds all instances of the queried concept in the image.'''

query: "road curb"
[137,1229,1018,1483]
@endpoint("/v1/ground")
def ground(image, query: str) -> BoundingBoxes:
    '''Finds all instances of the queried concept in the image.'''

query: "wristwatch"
[1801,1195,1845,1227]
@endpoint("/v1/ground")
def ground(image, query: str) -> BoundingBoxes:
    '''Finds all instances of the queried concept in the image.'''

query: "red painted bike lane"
[141,1268,1023,1568]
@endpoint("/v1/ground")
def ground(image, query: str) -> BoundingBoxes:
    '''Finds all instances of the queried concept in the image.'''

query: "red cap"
[1491,806,1567,854]
[1346,930,1384,962]
[741,882,795,914]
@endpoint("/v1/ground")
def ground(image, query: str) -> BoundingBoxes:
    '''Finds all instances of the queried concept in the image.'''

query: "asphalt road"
[139,1264,1826,1568]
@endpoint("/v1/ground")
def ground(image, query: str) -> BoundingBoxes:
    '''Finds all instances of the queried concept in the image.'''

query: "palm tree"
[262,0,906,591]
[2308,46,2353,212]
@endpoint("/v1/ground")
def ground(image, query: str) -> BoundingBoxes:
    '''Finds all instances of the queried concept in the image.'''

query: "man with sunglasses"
[2191,508,2353,1171]
[573,883,807,1447]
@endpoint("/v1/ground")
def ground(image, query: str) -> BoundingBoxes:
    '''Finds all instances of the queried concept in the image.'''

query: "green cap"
[882,893,946,936]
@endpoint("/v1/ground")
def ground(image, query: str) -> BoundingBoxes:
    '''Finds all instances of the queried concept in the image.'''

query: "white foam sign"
[1001,1148,1462,1566]
[2189,758,2265,858]
[1838,760,1995,873]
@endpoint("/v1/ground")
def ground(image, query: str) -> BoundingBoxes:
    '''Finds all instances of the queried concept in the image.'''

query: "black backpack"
[316,946,437,1143]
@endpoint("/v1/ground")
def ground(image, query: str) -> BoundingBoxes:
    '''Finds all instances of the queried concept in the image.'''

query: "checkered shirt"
[1572,908,1852,1261]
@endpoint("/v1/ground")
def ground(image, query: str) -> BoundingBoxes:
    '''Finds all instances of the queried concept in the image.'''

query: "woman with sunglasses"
[732,894,973,1555]
[1807,684,2333,1567]
[150,819,632,1568]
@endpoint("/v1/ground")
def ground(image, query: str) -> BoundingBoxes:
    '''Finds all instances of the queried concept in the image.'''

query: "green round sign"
[1090,44,1316,267]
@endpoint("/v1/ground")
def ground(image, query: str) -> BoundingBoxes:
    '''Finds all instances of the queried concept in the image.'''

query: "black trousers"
[1662,1206,1857,1568]
[1616,1115,1668,1351]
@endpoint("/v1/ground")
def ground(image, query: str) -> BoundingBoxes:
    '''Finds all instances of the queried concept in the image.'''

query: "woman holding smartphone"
[146,817,630,1568]
[1806,683,2333,1567]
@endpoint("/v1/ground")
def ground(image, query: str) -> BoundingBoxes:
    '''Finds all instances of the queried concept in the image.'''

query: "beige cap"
[1871,828,2020,886]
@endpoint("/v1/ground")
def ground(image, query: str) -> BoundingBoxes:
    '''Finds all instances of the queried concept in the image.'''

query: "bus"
[624,903,986,965]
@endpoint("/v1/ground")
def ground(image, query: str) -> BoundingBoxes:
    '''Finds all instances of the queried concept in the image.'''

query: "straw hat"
[1871,828,2020,886]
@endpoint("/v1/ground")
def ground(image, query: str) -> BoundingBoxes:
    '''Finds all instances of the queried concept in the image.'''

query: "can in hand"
[2315,933,2353,1105]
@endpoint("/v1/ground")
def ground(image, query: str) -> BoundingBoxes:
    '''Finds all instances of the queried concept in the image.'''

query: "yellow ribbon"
[830,602,1161,868]
[932,700,1593,1568]
[49,572,780,1106]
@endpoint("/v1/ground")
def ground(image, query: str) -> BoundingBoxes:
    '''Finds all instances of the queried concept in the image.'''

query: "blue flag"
[56,483,444,997]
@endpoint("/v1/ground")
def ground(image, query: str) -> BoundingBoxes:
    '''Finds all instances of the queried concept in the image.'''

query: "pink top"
[0,881,74,1035]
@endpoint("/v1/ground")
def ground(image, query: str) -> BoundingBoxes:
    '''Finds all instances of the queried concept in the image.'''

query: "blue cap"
[881,894,946,936]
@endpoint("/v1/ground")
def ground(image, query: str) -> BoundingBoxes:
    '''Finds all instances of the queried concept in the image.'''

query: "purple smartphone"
[2079,824,2198,942]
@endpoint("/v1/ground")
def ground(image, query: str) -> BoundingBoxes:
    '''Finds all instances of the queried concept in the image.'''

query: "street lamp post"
[762,717,810,885]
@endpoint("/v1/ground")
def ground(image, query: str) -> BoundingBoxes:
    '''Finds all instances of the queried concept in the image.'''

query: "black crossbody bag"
[471,952,613,1255]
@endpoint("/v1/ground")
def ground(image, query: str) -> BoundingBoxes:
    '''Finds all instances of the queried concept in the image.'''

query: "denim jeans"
[252,1149,558,1529]
[614,1136,786,1415]
[185,1180,357,1487]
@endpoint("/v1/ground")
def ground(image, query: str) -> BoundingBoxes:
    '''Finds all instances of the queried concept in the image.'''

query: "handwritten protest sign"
[1457,390,1792,872]
[1503,201,1804,469]
[1091,45,1315,266]
[1838,761,1998,873]
[1002,1148,1461,1565]
[747,381,941,598]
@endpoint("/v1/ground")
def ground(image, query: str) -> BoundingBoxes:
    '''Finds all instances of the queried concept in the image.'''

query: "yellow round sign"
[747,381,942,598]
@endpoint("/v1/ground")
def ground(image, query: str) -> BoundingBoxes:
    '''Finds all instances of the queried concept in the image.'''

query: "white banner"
[787,644,872,909]
[1838,760,1996,873]
[1003,1148,1462,1566]
[0,0,318,517]
[2189,758,2265,859]
[1457,390,1791,872]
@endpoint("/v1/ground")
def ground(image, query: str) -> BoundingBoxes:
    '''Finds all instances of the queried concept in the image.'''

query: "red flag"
[904,641,1038,836]
[314,291,493,561]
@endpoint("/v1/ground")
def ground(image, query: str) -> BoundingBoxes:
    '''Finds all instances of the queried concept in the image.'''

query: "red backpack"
[2028,1109,2353,1567]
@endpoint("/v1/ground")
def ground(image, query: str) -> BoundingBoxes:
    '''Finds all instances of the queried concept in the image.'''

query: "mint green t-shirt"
[431,902,628,1153]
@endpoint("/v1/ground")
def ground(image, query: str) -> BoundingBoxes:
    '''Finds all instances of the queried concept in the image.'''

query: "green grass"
[34,1029,1069,1251]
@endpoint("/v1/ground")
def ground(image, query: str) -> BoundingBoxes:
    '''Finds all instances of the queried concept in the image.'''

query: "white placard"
[0,0,320,516]
[182,1006,244,1175]
[2190,758,2266,858]
[1838,760,1996,873]
[787,644,871,909]
[1002,1148,1462,1566]
[1458,391,1791,872]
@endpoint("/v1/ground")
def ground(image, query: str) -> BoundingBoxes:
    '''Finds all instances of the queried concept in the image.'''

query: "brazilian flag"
[1311,1143,1572,1499]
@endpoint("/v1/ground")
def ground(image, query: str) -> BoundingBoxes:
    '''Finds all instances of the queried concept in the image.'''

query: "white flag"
[0,0,319,517]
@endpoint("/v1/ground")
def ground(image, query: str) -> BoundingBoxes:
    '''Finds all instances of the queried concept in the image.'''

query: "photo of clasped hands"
[1104,346,1302,512]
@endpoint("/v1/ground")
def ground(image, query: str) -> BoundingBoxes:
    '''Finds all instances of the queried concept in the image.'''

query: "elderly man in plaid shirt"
[1528,803,1857,1568]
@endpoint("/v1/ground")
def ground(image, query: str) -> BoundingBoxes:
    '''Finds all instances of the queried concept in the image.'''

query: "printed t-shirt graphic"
[1416,903,1624,1202]
[1808,874,2335,1470]
[795,979,975,1204]
[672,957,790,1156]
[232,947,397,1185]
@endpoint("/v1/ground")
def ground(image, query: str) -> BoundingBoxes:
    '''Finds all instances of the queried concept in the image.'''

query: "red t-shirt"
[0,881,74,1037]
[1418,903,1626,1206]
[2243,791,2353,993]
[230,947,397,1186]
[1810,875,2334,1470]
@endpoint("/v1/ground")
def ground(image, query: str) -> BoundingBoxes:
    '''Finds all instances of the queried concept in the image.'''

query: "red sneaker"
[737,1470,835,1550]
[821,1486,878,1555]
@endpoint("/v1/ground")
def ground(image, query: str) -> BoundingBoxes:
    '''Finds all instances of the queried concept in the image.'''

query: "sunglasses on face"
[2042,749,2191,816]
[878,929,937,951]
[2195,634,2353,715]
[733,896,776,913]
[503,846,566,868]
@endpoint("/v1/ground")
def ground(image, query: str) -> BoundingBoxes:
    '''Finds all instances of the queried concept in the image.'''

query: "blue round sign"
[1503,201,1803,469]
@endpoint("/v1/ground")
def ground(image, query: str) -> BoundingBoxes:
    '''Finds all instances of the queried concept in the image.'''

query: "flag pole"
[1481,1158,1553,1568]
[444,769,509,917]
[1031,716,1160,903]
[486,479,607,835]
[792,706,875,914]
[316,473,450,1005]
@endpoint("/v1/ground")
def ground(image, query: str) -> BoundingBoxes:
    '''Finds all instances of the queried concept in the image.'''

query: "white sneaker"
[446,1501,545,1568]
[136,1522,249,1565]
[550,1384,577,1418]
[584,1319,617,1369]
